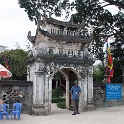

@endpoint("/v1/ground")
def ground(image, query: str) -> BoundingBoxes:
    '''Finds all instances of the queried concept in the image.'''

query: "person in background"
[70,80,82,115]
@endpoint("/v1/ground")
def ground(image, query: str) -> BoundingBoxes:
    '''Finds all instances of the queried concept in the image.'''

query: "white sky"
[0,0,119,50]
[0,0,36,50]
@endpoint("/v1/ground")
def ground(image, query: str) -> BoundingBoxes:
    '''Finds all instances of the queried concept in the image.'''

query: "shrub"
[52,87,63,98]
[52,97,66,103]
[57,101,66,109]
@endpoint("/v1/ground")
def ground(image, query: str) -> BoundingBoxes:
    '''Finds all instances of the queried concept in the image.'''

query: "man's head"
[74,80,78,86]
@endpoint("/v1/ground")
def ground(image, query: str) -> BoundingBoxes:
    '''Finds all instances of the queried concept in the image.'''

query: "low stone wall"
[93,83,105,106]
[0,80,33,114]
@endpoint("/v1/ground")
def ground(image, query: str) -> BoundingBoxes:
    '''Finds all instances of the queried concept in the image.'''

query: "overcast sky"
[0,0,119,50]
[0,0,36,50]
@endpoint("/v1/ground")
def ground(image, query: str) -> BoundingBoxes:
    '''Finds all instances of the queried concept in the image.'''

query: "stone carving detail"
[48,48,54,55]
[35,47,90,60]
[44,62,86,78]
[39,64,45,72]
[77,50,82,58]
[37,48,47,56]
[59,49,64,55]
[50,27,90,38]
[75,66,86,78]
[84,53,93,61]
[27,31,35,42]
[45,62,58,76]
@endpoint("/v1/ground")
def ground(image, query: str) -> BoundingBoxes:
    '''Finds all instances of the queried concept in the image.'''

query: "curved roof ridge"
[40,16,85,29]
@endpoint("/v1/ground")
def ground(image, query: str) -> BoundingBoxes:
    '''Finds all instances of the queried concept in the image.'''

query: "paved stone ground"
[1,104,124,124]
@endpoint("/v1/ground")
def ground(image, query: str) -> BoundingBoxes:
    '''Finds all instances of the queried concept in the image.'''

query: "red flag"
[108,54,112,65]
[106,38,114,83]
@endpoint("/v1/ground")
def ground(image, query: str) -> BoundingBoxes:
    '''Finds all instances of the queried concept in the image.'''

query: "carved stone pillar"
[44,74,49,115]
[78,79,83,112]
[32,71,46,115]
[86,67,94,111]
[48,77,52,114]
[33,74,37,104]
[66,78,69,109]
[88,76,93,102]
[82,78,87,111]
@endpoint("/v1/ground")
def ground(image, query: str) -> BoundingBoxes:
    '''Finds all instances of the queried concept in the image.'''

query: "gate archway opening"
[52,68,79,110]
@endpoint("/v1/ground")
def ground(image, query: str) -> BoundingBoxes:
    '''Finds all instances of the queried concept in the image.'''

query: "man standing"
[70,80,82,115]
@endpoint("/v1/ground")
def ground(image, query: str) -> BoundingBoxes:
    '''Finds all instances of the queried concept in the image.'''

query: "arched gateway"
[27,15,94,115]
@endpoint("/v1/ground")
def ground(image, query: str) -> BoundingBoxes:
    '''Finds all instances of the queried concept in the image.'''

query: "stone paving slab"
[1,104,124,124]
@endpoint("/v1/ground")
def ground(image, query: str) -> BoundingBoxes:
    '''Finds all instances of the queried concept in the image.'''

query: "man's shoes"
[72,112,76,115]
[77,112,81,114]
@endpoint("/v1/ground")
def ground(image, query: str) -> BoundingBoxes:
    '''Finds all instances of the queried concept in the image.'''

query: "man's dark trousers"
[72,99,79,113]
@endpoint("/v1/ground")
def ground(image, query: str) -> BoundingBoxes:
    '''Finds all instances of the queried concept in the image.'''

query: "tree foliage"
[18,0,70,24]
[72,0,124,63]
[0,49,28,80]
[93,65,104,83]
[110,35,124,83]
[52,87,63,98]
[103,0,124,9]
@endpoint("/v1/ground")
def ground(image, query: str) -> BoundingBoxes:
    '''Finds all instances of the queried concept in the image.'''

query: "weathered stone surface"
[87,102,95,111]
[32,104,46,116]
[27,16,94,115]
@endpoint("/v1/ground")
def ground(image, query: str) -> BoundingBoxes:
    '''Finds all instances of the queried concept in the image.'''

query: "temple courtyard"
[1,104,124,124]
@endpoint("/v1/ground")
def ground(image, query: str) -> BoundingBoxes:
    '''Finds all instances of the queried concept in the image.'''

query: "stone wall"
[0,80,33,114]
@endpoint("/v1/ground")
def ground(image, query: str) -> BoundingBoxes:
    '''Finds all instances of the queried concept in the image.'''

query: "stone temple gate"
[27,15,94,115]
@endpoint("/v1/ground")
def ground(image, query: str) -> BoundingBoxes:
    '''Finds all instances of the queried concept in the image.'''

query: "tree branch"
[102,3,111,8]
[104,0,124,9]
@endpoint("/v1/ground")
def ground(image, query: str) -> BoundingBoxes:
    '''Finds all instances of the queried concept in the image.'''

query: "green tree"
[18,0,70,24]
[110,35,124,83]
[52,87,63,98]
[0,49,28,80]
[93,65,104,83]
[18,0,124,23]
[103,0,124,9]
[72,1,124,63]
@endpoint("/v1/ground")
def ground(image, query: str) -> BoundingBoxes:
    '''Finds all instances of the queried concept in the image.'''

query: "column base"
[32,104,46,116]
[87,101,95,111]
